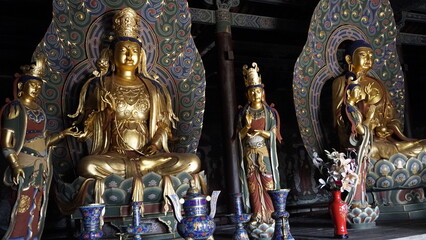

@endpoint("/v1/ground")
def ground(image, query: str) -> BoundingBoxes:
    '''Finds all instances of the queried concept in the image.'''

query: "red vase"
[329,190,349,239]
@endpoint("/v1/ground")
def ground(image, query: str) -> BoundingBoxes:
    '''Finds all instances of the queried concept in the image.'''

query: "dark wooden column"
[215,0,241,199]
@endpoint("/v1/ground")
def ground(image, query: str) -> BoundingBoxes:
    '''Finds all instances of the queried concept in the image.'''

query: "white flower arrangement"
[313,148,359,192]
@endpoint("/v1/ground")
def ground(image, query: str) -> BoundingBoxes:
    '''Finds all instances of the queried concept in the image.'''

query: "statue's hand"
[247,131,259,138]
[365,83,379,102]
[143,145,158,156]
[253,129,271,139]
[12,166,25,185]
[364,82,373,95]
[72,131,87,140]
[62,126,85,139]
[62,126,78,137]
[375,126,393,139]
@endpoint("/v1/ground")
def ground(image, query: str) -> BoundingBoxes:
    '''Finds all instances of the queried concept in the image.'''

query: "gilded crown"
[20,53,47,81]
[113,8,141,40]
[243,62,262,88]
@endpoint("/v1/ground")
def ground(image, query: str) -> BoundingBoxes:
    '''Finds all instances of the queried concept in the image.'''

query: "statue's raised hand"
[62,126,83,138]
[12,165,25,185]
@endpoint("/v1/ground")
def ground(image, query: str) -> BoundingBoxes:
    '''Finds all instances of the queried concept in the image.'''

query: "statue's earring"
[17,82,23,97]
[111,63,116,72]
[345,55,352,72]
[138,52,143,75]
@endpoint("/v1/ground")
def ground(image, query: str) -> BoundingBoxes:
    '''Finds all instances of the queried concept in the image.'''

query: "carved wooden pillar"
[215,0,240,198]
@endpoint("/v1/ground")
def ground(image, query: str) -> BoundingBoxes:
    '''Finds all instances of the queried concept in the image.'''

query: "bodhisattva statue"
[1,54,78,240]
[332,40,426,161]
[69,8,201,203]
[237,62,282,225]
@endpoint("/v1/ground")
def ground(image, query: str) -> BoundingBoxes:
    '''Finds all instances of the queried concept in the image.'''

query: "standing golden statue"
[69,8,200,202]
[332,40,426,161]
[0,54,78,239]
[237,62,282,226]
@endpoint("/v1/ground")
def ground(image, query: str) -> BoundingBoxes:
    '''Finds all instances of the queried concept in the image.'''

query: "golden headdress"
[19,53,47,83]
[112,7,142,45]
[243,62,262,88]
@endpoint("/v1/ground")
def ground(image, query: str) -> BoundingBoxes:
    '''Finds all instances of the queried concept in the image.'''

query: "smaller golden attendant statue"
[237,62,282,225]
[1,54,78,240]
[333,39,426,161]
[69,8,201,203]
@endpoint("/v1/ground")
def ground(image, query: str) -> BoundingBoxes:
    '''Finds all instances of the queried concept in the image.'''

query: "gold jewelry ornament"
[112,7,142,42]
[17,195,31,213]
[243,62,262,88]
[19,53,47,83]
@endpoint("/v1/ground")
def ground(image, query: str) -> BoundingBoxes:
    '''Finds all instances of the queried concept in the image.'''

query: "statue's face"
[247,87,264,104]
[21,79,42,99]
[113,41,141,71]
[351,47,373,73]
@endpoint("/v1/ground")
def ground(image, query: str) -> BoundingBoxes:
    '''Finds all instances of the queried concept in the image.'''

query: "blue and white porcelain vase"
[79,204,104,240]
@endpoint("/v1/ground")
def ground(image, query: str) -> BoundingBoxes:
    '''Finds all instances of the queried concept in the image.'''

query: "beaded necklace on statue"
[247,106,265,120]
[25,105,45,124]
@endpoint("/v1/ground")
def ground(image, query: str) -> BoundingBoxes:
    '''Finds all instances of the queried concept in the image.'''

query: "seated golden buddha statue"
[332,40,426,161]
[69,8,200,201]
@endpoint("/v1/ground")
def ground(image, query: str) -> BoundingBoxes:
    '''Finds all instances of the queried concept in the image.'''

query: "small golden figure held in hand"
[69,8,200,201]
[0,54,79,240]
[237,62,282,225]
[332,40,426,160]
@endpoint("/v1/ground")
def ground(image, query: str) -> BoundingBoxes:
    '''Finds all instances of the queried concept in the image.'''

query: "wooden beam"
[402,12,426,24]
[190,8,307,32]
[398,33,426,46]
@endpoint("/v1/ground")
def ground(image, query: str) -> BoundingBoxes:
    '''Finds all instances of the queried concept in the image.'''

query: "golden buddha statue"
[69,8,200,202]
[332,40,426,160]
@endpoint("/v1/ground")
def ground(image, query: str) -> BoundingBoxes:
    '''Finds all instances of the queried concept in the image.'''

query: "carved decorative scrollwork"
[216,0,240,11]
